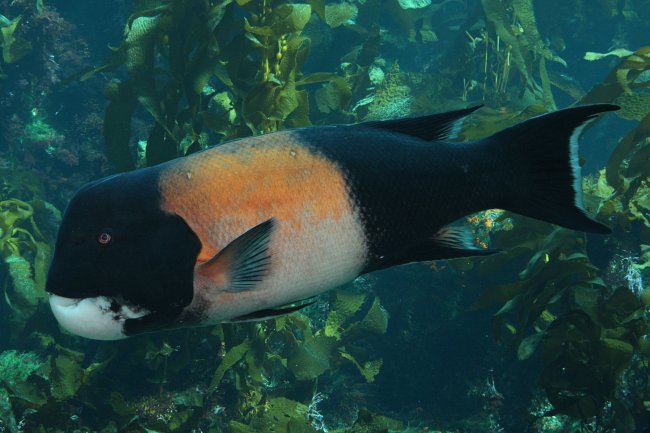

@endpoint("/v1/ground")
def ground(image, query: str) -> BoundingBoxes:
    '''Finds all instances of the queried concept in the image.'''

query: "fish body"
[46,104,617,340]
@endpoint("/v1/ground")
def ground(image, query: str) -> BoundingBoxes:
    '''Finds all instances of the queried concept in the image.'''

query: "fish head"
[46,171,201,340]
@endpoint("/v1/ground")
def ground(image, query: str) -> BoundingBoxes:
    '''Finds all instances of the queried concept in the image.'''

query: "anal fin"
[227,298,316,322]
[394,224,500,264]
[427,224,501,259]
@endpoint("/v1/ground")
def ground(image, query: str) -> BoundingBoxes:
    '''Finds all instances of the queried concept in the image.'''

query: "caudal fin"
[488,104,618,234]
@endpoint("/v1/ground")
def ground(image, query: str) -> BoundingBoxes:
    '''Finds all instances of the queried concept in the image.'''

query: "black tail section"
[488,104,619,234]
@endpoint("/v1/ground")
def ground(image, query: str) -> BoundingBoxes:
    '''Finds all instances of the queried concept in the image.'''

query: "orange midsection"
[158,131,353,263]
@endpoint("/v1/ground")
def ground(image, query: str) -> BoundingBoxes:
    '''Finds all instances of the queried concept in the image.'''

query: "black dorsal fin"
[361,105,482,141]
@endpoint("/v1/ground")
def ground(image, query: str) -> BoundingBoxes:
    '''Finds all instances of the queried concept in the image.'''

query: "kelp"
[0,15,32,64]
[210,290,388,395]
[77,0,350,170]
[464,210,648,430]
[0,171,59,334]
[477,0,564,108]
[581,45,650,106]
[577,46,650,219]
[459,42,650,428]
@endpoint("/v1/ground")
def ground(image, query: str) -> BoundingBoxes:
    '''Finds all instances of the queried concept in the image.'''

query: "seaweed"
[0,15,32,64]
[76,0,349,171]
[0,171,59,335]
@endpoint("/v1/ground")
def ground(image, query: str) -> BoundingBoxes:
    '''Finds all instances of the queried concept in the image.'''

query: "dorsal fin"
[361,105,482,141]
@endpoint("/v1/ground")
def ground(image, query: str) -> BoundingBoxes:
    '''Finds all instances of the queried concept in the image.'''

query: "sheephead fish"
[46,104,617,340]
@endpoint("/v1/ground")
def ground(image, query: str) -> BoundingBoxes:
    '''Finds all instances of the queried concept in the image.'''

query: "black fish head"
[46,170,201,340]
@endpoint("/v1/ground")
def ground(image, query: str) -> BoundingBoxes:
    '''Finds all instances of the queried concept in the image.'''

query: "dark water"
[1,1,649,432]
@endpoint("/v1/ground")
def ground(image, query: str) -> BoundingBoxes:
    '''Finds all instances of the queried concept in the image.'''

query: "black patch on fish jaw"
[46,165,202,334]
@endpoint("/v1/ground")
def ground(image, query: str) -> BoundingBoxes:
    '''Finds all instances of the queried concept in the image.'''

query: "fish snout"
[48,294,149,340]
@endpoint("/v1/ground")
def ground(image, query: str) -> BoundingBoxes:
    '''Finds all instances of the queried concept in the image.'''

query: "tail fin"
[488,104,618,234]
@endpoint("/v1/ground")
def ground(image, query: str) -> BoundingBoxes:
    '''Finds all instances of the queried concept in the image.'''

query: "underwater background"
[1,0,650,432]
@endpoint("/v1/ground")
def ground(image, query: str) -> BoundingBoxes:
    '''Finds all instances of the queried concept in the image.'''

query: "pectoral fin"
[196,218,276,292]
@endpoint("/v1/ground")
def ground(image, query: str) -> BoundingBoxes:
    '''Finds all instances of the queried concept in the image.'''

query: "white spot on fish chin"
[49,294,150,340]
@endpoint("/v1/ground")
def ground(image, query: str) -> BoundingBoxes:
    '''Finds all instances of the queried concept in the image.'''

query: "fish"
[46,104,618,340]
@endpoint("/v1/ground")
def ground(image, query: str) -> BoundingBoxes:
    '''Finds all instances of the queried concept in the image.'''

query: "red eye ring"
[98,230,112,245]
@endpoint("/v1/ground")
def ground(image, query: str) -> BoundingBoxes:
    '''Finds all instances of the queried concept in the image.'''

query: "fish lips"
[48,293,150,340]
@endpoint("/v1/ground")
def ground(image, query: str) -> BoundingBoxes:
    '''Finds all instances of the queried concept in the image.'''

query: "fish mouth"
[49,294,150,341]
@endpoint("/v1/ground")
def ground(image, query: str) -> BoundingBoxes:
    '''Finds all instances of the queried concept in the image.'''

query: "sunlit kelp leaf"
[614,93,650,121]
[245,4,312,37]
[210,339,251,390]
[285,89,311,128]
[49,346,85,400]
[582,45,650,105]
[123,14,159,78]
[1,198,53,326]
[245,397,311,433]
[324,2,358,28]
[0,16,32,63]
[324,290,367,339]
[345,296,389,338]
[168,408,193,431]
[339,348,382,383]
[312,76,352,114]
[287,335,334,380]
[614,46,650,94]
[584,48,634,62]
[627,181,650,229]
[241,81,297,133]
[112,13,174,141]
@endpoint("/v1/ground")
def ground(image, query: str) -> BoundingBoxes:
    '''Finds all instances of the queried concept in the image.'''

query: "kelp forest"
[0,0,650,432]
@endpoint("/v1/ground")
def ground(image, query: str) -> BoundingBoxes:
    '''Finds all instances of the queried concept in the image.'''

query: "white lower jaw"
[49,294,149,340]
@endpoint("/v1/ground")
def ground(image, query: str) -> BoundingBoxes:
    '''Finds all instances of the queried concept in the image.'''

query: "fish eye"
[97,229,113,245]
